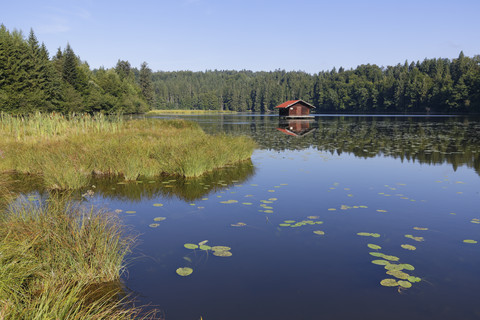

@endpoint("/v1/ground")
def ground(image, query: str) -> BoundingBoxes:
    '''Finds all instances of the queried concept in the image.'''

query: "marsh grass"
[0,113,256,189]
[0,195,157,319]
[146,109,238,115]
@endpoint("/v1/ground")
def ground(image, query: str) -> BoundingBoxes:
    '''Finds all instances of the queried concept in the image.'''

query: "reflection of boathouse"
[275,100,315,119]
[277,120,316,137]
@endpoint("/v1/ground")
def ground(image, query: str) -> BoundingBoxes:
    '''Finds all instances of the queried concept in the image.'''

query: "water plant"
[0,195,157,319]
[0,113,256,190]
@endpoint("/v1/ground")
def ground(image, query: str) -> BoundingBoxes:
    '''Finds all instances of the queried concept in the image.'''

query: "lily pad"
[407,276,421,283]
[413,227,428,230]
[367,244,382,250]
[405,234,424,242]
[383,255,400,262]
[198,240,208,246]
[279,223,291,227]
[369,252,385,258]
[153,217,166,221]
[149,223,160,228]
[153,203,163,207]
[284,220,296,224]
[199,245,212,251]
[380,279,399,287]
[213,251,232,257]
[231,222,247,227]
[212,246,231,251]
[371,260,390,265]
[399,264,415,271]
[313,230,325,235]
[125,211,136,214]
[398,280,412,288]
[184,243,199,250]
[401,244,416,250]
[463,239,478,244]
[358,232,381,238]
[385,264,404,271]
[176,267,193,276]
[386,270,410,280]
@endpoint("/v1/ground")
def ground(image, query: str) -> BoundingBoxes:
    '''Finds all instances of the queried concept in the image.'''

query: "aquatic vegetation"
[413,227,428,230]
[149,223,160,228]
[367,244,382,250]
[231,222,247,227]
[380,279,399,287]
[463,239,478,244]
[220,199,238,204]
[357,232,381,238]
[0,196,151,318]
[398,280,412,288]
[280,219,323,228]
[405,234,425,242]
[401,244,416,250]
[372,260,390,265]
[313,230,325,235]
[176,267,194,276]
[184,243,199,249]
[0,115,256,189]
[153,203,164,207]
[386,270,410,280]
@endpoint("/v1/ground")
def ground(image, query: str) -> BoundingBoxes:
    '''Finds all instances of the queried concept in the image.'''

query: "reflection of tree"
[90,160,255,202]
[202,116,480,176]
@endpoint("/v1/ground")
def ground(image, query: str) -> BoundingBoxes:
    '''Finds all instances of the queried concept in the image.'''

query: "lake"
[50,114,480,319]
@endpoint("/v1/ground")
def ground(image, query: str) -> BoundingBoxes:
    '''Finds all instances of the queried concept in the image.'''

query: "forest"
[1,25,479,114]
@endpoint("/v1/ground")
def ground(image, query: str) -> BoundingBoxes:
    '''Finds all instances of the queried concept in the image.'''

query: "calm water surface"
[93,115,479,319]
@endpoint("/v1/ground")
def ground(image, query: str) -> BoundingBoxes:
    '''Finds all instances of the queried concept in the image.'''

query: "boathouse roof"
[274,100,316,109]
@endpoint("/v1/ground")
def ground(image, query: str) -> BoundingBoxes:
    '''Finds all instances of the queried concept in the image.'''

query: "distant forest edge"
[1,25,479,115]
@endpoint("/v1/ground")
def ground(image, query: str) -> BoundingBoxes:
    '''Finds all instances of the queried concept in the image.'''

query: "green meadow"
[0,112,256,190]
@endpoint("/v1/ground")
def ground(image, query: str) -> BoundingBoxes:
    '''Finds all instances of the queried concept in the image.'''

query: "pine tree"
[139,61,154,107]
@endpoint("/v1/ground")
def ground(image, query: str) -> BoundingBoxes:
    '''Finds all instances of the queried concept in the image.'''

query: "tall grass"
[0,113,256,189]
[146,109,238,115]
[0,195,156,319]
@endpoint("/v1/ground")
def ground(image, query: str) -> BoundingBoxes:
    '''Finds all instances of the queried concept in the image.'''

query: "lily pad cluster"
[357,232,381,238]
[405,234,424,242]
[183,240,233,257]
[149,216,166,228]
[279,219,323,228]
[471,218,480,224]
[368,245,421,290]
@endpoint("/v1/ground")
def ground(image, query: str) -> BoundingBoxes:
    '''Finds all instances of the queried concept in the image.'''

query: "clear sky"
[2,0,479,73]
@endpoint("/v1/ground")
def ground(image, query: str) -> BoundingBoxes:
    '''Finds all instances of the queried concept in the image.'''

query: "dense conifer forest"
[1,25,479,114]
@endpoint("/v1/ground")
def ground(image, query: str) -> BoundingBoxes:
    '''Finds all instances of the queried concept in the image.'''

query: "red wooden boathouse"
[275,100,315,118]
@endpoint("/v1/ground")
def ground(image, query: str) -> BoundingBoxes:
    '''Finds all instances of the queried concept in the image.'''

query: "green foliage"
[0,25,149,114]
[149,54,480,114]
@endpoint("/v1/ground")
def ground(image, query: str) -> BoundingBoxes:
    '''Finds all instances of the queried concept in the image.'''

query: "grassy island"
[0,112,256,189]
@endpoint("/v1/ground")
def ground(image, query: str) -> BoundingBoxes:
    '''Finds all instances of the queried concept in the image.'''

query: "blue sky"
[2,0,479,73]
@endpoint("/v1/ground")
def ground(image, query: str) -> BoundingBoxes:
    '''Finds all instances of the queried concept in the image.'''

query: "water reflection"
[193,115,480,176]
[276,119,316,137]
[87,160,255,202]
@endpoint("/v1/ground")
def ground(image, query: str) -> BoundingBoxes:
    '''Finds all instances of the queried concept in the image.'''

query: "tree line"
[1,25,479,114]
[0,25,153,114]
[152,54,480,114]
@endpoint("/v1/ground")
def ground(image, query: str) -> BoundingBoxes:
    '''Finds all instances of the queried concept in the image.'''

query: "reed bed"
[146,109,237,115]
[0,196,156,319]
[0,113,256,189]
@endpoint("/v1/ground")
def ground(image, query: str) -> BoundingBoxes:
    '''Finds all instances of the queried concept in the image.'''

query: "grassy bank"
[146,109,238,115]
[0,112,256,189]
[0,195,154,319]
